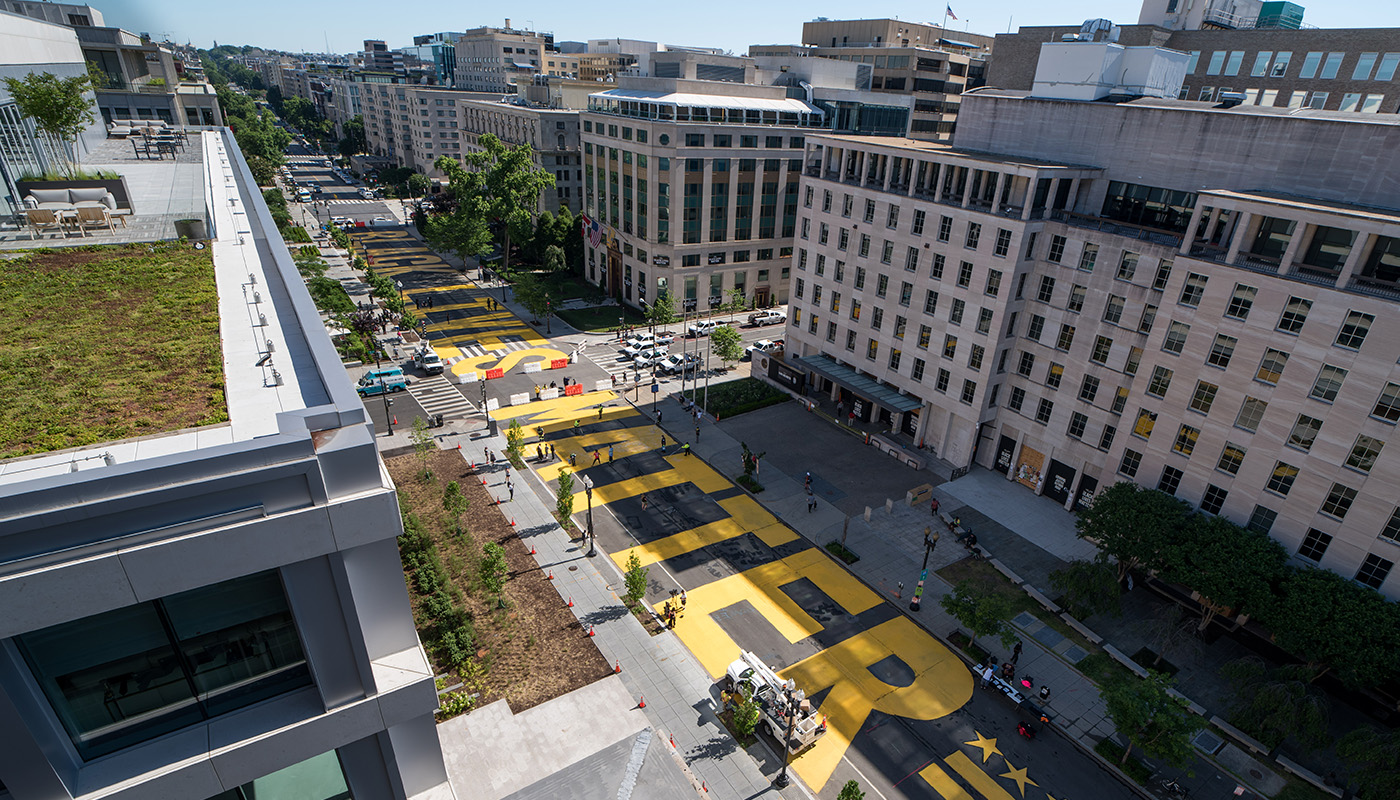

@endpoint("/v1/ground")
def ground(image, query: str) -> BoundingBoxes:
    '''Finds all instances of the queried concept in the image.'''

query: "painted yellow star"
[999,759,1039,797]
[963,731,1003,763]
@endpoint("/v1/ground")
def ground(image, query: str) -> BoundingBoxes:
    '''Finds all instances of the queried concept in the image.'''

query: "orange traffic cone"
[669,734,675,748]
[702,781,708,793]
[510,517,516,526]
[614,660,622,674]
[638,695,645,708]
[546,571,554,580]
[530,545,536,555]
[392,416,397,426]
[567,596,574,607]
[587,625,595,637]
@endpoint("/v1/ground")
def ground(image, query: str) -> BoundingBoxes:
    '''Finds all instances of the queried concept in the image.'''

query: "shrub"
[683,377,789,419]
[731,688,761,737]
[624,551,648,605]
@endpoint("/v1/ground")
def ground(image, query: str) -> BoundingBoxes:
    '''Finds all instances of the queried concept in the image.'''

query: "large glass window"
[207,750,352,800]
[18,571,310,759]
[1301,226,1356,275]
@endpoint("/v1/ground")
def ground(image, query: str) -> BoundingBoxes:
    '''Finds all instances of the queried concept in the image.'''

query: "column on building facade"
[1064,177,1082,214]
[1181,204,1215,253]
[1277,216,1308,269]
[1021,172,1037,220]
[1224,210,1254,263]
[959,164,975,208]
[985,170,1002,211]
[1339,229,1372,284]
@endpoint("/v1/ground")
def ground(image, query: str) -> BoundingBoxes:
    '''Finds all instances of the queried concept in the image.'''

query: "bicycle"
[1158,777,1189,797]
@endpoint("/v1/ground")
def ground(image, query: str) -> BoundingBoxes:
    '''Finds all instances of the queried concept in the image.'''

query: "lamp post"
[395,279,405,307]
[772,683,798,789]
[583,476,596,557]
[480,379,497,436]
[909,527,940,612]
[381,393,394,436]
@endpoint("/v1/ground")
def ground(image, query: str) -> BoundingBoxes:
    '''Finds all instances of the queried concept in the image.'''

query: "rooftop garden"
[0,242,227,459]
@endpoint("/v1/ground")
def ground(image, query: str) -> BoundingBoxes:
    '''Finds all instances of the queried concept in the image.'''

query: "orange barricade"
[565,383,583,396]
[485,368,505,380]
[550,358,569,370]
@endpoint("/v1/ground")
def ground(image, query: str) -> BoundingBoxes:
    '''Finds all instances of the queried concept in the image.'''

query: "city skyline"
[85,0,1400,57]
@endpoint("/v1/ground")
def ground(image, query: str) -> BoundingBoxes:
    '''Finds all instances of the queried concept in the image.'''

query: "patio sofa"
[106,119,170,138]
[23,188,120,212]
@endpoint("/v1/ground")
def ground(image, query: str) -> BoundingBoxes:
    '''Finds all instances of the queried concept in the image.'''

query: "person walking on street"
[931,497,940,517]
[847,410,856,427]
[573,419,580,432]
[1011,641,1023,664]
[805,471,812,488]
[598,405,605,421]
[682,443,691,456]
[660,433,667,451]
[980,664,995,689]
[641,493,649,511]
[807,493,817,513]
[695,424,701,442]
[486,448,495,465]
[549,444,556,460]
[592,450,601,465]
[608,445,614,462]
[506,479,514,501]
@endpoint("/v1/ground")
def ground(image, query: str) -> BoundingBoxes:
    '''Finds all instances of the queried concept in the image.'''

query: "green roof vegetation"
[0,242,227,459]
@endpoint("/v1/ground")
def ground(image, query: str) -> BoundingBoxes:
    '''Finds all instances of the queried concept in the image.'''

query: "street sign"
[651,383,659,394]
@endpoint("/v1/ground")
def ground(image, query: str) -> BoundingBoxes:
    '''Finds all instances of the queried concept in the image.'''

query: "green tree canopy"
[3,71,95,175]
[647,289,679,330]
[710,324,743,368]
[468,133,555,271]
[408,172,432,197]
[1102,671,1202,768]
[1338,726,1400,800]
[938,581,1018,650]
[1219,657,1328,755]
[1075,481,1191,581]
[1259,566,1400,690]
[426,154,496,264]
[1049,558,1122,619]
[1163,513,1287,630]
[338,115,365,158]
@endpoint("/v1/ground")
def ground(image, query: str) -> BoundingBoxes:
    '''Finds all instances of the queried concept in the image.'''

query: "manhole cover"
[568,566,579,571]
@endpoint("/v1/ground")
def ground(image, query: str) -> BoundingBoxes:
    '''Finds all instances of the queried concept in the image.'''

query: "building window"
[960,380,978,405]
[1356,554,1394,589]
[1068,411,1088,439]
[1036,398,1054,424]
[1172,424,1200,456]
[871,308,884,330]
[15,571,311,759]
[912,209,926,235]
[1310,365,1349,403]
[1217,442,1246,474]
[930,254,945,280]
[1047,235,1066,263]
[1017,351,1036,377]
[1335,311,1375,350]
[1045,362,1066,388]
[912,357,926,380]
[1298,528,1332,562]
[876,274,889,297]
[1103,295,1125,324]
[1321,483,1358,519]
[1067,284,1086,313]
[1250,348,1290,385]
[938,369,953,394]
[1382,507,1400,543]
[1124,346,1143,375]
[1247,505,1277,534]
[1099,425,1117,451]
[965,222,981,250]
[1079,375,1101,403]
[957,261,974,288]
[1207,334,1238,368]
[1277,296,1312,334]
[1158,465,1183,495]
[889,348,903,371]
[1037,275,1056,303]
[943,335,958,359]
[1027,315,1045,342]
[887,204,900,229]
[846,330,857,350]
[1057,324,1076,352]
[1200,484,1229,515]
[1119,448,1143,477]
[1225,283,1257,320]
[969,344,985,370]
[1373,383,1400,423]
[867,339,879,360]
[1189,381,1218,414]
[1139,304,1158,334]
[1147,366,1174,398]
[938,215,952,242]
[1235,396,1268,432]
[1078,244,1099,272]
[1288,414,1323,451]
[1090,336,1112,364]
[1133,408,1157,440]
[1153,258,1174,291]
[1347,435,1385,473]
[994,229,1012,257]
[950,299,965,325]
[985,269,1003,296]
[1266,461,1300,495]
[864,198,876,223]
[923,290,939,315]
[1178,272,1208,307]
[1117,251,1139,281]
[977,308,994,335]
[1159,321,1189,355]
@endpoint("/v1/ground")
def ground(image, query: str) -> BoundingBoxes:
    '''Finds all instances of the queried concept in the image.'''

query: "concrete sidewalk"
[446,431,801,800]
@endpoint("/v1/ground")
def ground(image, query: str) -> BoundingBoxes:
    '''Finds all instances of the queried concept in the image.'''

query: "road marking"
[406,375,475,420]
[919,762,976,800]
[943,751,1017,800]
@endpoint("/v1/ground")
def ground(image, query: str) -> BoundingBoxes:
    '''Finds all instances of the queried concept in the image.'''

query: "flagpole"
[942,6,949,46]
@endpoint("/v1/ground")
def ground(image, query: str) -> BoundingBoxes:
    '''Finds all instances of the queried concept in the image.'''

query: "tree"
[1163,513,1287,631]
[512,273,550,322]
[408,172,431,198]
[437,134,554,273]
[1259,566,1400,690]
[554,205,584,273]
[647,289,679,332]
[1075,481,1191,582]
[338,115,365,158]
[726,286,747,322]
[837,781,866,800]
[1101,671,1202,768]
[426,154,496,264]
[1220,658,1329,756]
[624,551,648,605]
[556,467,575,522]
[710,324,743,370]
[1137,605,1203,669]
[730,684,761,737]
[410,416,435,481]
[505,418,525,463]
[939,581,1018,650]
[246,155,277,186]
[1338,726,1400,800]
[3,71,95,176]
[479,542,508,599]
[442,481,468,537]
[1049,558,1122,619]
[526,210,556,264]
[543,244,567,273]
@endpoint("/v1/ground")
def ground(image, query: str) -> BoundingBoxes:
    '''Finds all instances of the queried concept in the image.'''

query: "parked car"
[623,332,657,350]
[687,319,725,337]
[414,347,444,375]
[621,340,666,360]
[743,340,779,361]
[623,344,669,363]
[369,217,396,227]
[359,188,375,199]
[748,309,787,327]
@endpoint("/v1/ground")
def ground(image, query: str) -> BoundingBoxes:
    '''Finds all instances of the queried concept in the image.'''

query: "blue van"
[356,367,408,397]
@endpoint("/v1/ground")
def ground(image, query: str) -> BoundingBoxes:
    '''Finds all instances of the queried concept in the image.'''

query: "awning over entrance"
[797,354,923,413]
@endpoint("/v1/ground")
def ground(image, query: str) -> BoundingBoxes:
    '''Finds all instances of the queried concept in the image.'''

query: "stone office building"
[786,81,1400,600]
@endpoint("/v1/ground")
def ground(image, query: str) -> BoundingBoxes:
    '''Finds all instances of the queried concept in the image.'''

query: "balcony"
[1048,210,1182,248]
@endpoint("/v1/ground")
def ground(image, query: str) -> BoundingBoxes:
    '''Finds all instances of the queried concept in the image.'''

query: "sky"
[96,0,1399,57]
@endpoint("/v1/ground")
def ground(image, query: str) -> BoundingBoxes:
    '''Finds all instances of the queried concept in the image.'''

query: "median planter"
[17,175,134,211]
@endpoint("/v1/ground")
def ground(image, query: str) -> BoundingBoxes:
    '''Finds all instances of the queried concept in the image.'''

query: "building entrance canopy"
[798,354,923,413]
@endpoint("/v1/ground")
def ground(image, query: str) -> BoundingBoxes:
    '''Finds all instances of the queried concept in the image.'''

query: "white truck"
[725,651,827,753]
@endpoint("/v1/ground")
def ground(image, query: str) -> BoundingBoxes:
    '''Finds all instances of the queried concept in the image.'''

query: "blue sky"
[98,0,1397,56]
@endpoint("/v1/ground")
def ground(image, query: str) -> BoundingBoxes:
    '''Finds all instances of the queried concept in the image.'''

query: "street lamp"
[395,279,405,307]
[582,475,596,556]
[772,682,799,789]
[480,379,497,436]
[381,393,394,436]
[909,527,940,612]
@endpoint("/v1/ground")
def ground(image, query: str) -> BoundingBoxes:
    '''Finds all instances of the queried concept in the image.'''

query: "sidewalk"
[446,430,802,800]
[659,398,1278,800]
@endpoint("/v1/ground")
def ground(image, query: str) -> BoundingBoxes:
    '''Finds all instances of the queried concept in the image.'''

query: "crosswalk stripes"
[455,339,537,358]
[407,375,477,420]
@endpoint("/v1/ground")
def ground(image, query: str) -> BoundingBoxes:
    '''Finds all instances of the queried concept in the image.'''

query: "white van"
[356,367,408,396]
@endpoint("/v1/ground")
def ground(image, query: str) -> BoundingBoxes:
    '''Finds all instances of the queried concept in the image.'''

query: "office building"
[0,1,101,27]
[79,26,223,126]
[452,22,577,94]
[0,15,452,800]
[782,42,1400,600]
[362,40,404,72]
[989,1,1400,112]
[402,32,464,87]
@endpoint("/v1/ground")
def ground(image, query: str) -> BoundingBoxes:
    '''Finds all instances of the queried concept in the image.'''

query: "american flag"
[946,4,958,20]
[581,214,603,248]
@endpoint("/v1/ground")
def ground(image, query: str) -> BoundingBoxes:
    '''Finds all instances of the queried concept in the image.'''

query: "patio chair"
[131,137,158,160]
[75,205,115,235]
[25,208,65,238]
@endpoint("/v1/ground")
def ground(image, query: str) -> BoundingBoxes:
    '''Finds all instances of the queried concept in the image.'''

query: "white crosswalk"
[455,339,538,359]
[407,375,477,420]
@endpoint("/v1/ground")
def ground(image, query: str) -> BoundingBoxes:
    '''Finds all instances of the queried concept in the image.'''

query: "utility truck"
[724,651,826,753]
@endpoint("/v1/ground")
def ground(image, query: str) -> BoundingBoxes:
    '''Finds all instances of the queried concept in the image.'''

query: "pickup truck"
[742,339,782,361]
[687,319,724,337]
[725,651,826,753]
[415,347,444,375]
[748,309,787,327]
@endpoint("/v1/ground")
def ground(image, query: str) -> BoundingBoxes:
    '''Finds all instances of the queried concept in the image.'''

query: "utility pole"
[583,476,596,557]
[772,683,798,788]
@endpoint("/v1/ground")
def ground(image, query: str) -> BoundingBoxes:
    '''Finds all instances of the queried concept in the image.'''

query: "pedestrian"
[805,471,812,488]
[837,400,844,417]
[536,444,543,461]
[931,497,940,516]
[608,445,614,462]
[569,452,577,467]
[641,493,649,510]
[427,296,433,309]
[1002,662,1015,681]
[660,433,667,450]
[592,450,601,465]
[656,409,663,424]
[682,443,691,456]
[847,411,855,427]
[611,374,618,387]
[486,448,495,465]
[506,479,514,500]
[695,425,701,442]
[549,444,556,460]
[980,664,994,689]
[598,405,605,421]
[807,494,817,513]
[680,589,687,607]
[1039,685,1051,702]
[1012,641,1023,664]
[573,419,580,432]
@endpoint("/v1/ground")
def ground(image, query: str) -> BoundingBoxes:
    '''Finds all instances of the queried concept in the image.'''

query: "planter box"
[17,176,134,211]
